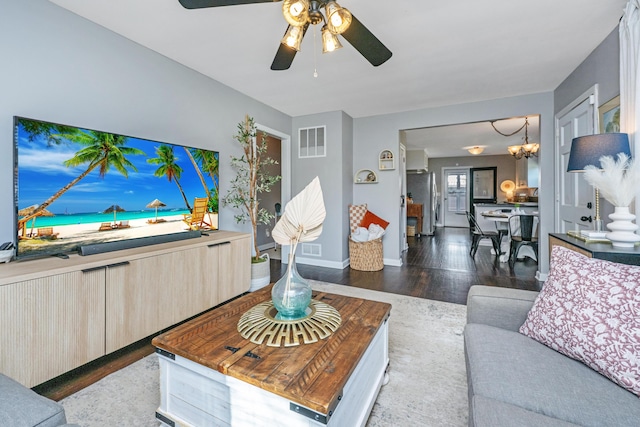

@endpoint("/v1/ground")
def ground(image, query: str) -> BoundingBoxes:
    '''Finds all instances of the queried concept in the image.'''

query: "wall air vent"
[301,243,322,257]
[299,126,326,158]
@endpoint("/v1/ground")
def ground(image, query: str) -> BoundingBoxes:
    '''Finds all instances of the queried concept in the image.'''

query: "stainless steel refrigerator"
[407,171,438,235]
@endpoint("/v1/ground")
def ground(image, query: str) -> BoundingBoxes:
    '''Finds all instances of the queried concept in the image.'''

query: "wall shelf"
[354,169,378,184]
[379,149,395,170]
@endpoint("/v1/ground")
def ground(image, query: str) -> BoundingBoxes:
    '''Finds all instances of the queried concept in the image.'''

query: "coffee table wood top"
[152,285,391,415]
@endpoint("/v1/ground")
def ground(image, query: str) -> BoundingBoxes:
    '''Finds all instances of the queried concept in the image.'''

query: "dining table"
[481,210,538,263]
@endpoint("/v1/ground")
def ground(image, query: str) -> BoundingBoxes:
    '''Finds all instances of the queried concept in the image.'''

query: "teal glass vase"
[271,254,312,320]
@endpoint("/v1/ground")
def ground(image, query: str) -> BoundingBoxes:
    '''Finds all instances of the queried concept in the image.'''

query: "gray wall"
[554,27,621,222]
[292,111,353,268]
[353,93,555,273]
[555,28,620,115]
[0,0,291,246]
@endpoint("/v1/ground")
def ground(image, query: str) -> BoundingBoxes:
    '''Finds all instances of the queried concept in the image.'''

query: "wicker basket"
[407,225,416,237]
[349,237,384,271]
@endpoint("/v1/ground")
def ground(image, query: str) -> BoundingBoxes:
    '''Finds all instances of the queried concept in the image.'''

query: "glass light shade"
[325,1,352,34]
[282,0,310,27]
[508,145,521,156]
[282,25,304,51]
[321,26,342,53]
[522,143,539,157]
[467,146,484,155]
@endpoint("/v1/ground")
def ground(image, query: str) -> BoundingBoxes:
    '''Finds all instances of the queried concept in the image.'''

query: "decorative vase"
[271,254,312,320]
[606,206,640,248]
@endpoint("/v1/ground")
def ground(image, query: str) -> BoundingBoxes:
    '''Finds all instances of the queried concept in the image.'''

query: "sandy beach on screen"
[18,213,219,256]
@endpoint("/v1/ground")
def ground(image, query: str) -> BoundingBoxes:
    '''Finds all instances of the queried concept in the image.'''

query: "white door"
[442,167,470,227]
[555,86,598,232]
[399,145,408,251]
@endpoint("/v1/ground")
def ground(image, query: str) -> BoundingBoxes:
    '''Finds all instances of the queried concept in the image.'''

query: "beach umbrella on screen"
[146,198,166,222]
[104,204,125,223]
[18,204,54,237]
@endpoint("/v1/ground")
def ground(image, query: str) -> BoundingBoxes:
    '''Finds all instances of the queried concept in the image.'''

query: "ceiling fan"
[178,0,392,70]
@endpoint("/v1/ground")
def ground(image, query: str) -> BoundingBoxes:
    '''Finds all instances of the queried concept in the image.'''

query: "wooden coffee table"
[152,285,391,427]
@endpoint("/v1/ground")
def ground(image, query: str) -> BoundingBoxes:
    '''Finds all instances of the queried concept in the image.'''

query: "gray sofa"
[464,285,640,427]
[0,374,78,427]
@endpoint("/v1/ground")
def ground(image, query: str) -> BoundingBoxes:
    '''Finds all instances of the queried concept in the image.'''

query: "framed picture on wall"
[599,95,620,133]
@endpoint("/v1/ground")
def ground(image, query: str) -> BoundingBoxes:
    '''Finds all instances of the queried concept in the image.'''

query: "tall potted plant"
[222,115,281,291]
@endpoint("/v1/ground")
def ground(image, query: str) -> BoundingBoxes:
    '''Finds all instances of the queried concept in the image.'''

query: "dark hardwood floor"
[36,226,540,401]
[272,226,540,305]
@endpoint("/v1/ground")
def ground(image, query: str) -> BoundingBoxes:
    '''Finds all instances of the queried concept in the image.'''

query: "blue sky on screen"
[16,121,218,215]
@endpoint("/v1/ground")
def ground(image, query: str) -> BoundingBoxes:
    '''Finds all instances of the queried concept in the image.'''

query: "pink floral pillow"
[520,245,640,397]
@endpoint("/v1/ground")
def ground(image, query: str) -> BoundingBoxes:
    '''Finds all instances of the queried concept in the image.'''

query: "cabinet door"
[218,236,251,303]
[170,245,219,323]
[105,255,177,353]
[0,270,105,387]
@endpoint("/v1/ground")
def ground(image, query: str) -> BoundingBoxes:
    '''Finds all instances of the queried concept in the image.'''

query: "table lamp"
[567,133,631,236]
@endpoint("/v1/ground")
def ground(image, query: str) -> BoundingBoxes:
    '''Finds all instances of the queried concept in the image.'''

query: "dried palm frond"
[272,176,325,254]
[583,153,640,207]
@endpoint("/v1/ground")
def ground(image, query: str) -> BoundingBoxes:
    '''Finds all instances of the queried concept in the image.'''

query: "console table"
[152,285,391,427]
[549,233,640,266]
[0,231,250,388]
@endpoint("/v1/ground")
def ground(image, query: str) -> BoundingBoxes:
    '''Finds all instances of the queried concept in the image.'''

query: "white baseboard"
[383,258,402,267]
[258,243,275,252]
[296,256,348,270]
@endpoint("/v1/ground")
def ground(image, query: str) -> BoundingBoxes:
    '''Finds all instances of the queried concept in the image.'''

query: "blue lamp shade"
[567,133,632,172]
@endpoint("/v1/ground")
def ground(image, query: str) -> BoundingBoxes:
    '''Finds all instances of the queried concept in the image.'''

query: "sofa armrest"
[466,285,538,332]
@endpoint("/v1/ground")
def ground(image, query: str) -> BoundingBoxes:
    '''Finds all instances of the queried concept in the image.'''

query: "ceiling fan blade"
[178,0,279,9]
[271,25,309,71]
[341,15,392,67]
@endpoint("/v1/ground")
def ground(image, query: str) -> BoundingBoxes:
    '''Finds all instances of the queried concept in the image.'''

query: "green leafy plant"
[222,115,281,262]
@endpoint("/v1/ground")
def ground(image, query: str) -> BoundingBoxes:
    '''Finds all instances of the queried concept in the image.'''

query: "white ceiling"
[48,0,625,157]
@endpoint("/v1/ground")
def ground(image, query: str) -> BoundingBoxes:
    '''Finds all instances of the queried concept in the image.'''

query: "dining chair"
[466,211,501,259]
[508,214,538,268]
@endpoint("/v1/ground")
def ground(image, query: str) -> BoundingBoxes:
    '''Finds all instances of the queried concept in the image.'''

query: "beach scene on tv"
[15,117,219,259]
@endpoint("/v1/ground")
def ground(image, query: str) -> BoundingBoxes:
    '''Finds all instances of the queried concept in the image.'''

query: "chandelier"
[491,117,540,160]
[281,0,351,53]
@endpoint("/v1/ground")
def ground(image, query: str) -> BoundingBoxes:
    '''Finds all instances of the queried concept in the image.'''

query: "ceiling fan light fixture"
[282,0,310,27]
[321,25,342,53]
[282,25,305,51]
[325,1,352,34]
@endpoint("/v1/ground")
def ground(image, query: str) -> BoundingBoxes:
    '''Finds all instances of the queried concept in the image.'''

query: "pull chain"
[313,26,318,78]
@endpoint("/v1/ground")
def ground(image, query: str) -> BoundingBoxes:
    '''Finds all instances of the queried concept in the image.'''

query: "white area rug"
[61,281,468,426]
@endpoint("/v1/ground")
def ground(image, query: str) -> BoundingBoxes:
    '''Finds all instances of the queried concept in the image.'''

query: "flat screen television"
[13,116,219,260]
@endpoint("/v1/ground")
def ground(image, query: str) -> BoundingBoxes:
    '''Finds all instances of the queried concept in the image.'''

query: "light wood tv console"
[0,231,250,388]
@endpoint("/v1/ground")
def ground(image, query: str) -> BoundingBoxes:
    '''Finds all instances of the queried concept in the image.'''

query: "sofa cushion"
[348,204,367,233]
[0,374,68,427]
[471,395,580,427]
[359,210,389,230]
[466,285,538,332]
[464,324,640,426]
[520,245,640,397]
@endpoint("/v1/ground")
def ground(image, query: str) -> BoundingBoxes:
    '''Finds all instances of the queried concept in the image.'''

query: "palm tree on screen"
[183,147,211,201]
[148,145,192,211]
[28,130,144,219]
[193,149,219,212]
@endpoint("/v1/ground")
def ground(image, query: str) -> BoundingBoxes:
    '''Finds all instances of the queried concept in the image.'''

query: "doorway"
[256,124,292,262]
[442,167,470,228]
[555,85,598,232]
